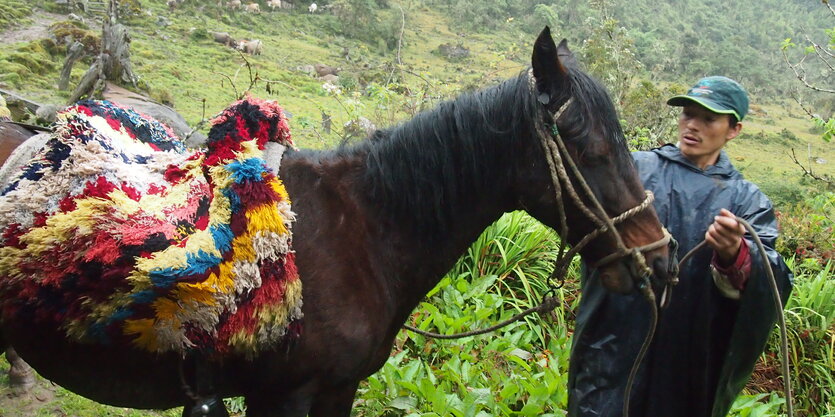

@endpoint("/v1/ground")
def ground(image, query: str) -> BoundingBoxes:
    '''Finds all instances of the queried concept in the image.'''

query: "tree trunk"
[58,41,86,91]
[67,0,138,103]
[69,58,103,103]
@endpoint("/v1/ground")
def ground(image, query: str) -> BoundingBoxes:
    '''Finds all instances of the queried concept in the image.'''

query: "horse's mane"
[319,68,628,241]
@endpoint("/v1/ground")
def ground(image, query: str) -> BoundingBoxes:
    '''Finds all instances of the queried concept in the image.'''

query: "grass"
[726,100,834,207]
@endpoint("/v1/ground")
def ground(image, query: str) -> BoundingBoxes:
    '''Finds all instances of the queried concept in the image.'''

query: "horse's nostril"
[652,256,667,277]
[650,254,679,288]
[599,263,634,294]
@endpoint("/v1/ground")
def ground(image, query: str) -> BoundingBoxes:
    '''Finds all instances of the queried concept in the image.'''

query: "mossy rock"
[0,0,32,29]
[48,21,101,55]
[7,47,55,75]
[0,61,30,77]
[0,72,23,88]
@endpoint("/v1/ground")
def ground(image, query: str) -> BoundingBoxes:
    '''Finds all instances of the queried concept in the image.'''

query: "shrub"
[189,27,210,41]
[776,192,835,262]
[48,21,101,55]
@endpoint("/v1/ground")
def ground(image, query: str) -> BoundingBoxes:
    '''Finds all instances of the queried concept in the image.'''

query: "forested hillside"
[422,0,830,94]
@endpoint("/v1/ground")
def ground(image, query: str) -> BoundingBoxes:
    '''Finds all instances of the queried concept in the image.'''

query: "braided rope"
[671,218,793,417]
[402,297,560,339]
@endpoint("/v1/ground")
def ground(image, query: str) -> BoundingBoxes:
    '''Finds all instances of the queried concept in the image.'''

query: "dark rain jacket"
[567,144,793,417]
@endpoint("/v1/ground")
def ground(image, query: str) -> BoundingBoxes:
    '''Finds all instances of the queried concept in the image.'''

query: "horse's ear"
[556,38,578,69]
[531,27,570,105]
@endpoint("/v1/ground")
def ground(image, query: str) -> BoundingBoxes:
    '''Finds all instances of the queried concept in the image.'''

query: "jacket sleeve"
[711,183,794,417]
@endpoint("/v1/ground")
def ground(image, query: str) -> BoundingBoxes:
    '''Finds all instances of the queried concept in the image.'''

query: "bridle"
[530,70,683,417]
[529,70,678,305]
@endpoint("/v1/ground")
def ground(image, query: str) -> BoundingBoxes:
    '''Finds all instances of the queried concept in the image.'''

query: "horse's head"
[518,27,676,297]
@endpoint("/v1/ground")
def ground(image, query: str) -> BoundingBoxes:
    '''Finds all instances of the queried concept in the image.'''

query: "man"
[567,76,793,417]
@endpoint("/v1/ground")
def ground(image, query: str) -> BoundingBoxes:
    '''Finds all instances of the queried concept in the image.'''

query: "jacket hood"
[652,144,741,179]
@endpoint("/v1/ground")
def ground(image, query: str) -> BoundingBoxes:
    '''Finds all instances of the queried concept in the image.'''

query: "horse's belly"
[3,322,190,409]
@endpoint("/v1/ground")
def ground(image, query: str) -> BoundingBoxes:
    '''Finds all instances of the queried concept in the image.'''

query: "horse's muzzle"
[599,237,680,302]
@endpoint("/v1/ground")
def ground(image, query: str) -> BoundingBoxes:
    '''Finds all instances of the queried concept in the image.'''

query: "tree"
[781,1,834,188]
[69,0,139,103]
[781,1,835,143]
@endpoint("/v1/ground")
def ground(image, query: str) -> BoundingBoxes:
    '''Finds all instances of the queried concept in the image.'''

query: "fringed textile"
[0,97,302,356]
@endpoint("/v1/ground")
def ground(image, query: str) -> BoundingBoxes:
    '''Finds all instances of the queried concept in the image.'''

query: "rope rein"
[402,297,559,339]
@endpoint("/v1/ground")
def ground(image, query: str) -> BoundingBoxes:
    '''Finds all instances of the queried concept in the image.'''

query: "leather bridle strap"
[532,85,669,292]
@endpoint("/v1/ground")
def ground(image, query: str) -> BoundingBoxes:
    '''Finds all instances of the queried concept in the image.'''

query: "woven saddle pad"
[0,96,302,356]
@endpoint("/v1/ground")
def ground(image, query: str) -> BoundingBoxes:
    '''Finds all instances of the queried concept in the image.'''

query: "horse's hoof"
[8,370,36,394]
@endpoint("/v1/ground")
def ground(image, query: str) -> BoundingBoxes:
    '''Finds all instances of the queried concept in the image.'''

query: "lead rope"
[623,216,793,417]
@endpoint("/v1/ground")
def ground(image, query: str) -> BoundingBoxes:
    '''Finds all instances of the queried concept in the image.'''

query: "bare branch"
[788,148,834,187]
[803,33,835,66]
[396,4,405,66]
[183,95,208,143]
[782,48,835,94]
[213,72,239,98]
[789,89,817,119]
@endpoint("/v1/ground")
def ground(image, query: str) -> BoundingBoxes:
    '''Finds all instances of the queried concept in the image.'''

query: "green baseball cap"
[667,76,749,121]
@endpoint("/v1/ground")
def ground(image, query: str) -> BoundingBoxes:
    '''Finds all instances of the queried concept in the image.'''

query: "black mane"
[352,68,628,240]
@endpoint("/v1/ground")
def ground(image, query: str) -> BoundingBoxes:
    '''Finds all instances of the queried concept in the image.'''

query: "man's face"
[676,104,742,169]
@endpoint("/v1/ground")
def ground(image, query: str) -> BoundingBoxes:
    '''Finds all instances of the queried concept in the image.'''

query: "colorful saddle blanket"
[0,97,302,355]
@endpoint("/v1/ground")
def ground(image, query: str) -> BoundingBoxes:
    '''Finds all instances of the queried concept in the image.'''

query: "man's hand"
[705,208,745,265]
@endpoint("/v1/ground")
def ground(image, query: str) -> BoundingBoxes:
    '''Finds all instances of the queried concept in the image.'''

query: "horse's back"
[0,122,37,166]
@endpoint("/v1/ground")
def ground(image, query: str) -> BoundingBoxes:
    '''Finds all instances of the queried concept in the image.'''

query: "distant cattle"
[308,2,317,12]
[238,39,263,55]
[244,2,260,12]
[210,31,237,47]
[266,0,281,9]
[319,74,338,83]
[314,63,340,77]
[227,0,241,9]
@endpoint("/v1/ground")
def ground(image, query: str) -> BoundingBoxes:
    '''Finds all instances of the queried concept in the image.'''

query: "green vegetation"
[0,0,30,29]
[353,212,575,416]
[0,0,833,415]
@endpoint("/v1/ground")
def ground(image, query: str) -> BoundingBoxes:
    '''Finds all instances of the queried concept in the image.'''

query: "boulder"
[102,82,207,148]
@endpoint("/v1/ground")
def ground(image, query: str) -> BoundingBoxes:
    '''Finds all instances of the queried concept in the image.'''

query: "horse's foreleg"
[5,347,36,394]
[181,397,230,417]
[308,382,359,417]
[244,388,312,417]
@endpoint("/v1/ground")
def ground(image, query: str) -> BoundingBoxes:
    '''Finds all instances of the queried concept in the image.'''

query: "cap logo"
[690,85,713,96]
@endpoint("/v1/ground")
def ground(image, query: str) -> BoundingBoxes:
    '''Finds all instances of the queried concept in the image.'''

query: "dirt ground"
[0,361,59,417]
[1,11,68,45]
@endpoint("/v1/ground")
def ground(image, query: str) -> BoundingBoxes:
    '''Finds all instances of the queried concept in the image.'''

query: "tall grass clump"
[354,211,580,416]
[747,258,835,416]
[782,259,835,416]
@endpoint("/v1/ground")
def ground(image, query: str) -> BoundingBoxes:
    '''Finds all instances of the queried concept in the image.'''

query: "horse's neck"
[280,79,536,325]
[330,110,526,309]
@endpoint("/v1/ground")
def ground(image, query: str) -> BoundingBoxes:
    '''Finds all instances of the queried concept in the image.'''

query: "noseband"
[529,70,676,304]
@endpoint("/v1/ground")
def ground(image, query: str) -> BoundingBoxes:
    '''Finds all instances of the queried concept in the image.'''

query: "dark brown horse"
[0,28,673,416]
[0,122,38,168]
